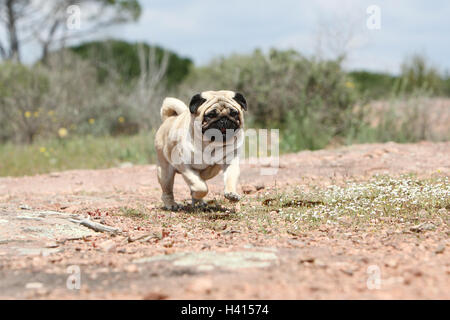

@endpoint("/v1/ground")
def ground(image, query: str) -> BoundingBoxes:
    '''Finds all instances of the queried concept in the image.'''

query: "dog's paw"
[163,203,180,211]
[192,198,207,207]
[224,192,241,202]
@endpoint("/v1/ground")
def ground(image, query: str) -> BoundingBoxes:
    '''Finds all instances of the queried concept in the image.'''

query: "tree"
[0,0,141,63]
[398,54,443,95]
[70,40,193,88]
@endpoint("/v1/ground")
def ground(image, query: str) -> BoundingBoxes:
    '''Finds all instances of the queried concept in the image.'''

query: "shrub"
[70,40,193,88]
[349,71,398,100]
[397,54,443,95]
[0,49,168,143]
[0,62,50,143]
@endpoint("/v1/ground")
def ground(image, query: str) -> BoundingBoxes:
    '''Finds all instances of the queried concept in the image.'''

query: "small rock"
[299,256,315,264]
[287,239,305,247]
[241,185,254,194]
[25,282,43,289]
[435,244,446,254]
[188,278,213,294]
[201,243,211,250]
[343,232,353,238]
[19,204,32,210]
[410,222,435,233]
[437,208,447,215]
[338,216,352,226]
[45,242,59,248]
[197,265,215,272]
[49,172,60,178]
[161,239,174,248]
[125,264,138,273]
[418,209,428,217]
[213,223,227,231]
[340,269,354,276]
[359,256,369,264]
[119,162,133,168]
[314,259,327,268]
[385,259,398,268]
[255,183,265,191]
[408,268,423,277]
[99,240,116,252]
[143,292,168,300]
[222,230,240,235]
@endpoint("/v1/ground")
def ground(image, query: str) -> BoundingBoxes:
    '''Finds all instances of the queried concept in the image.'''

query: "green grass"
[127,176,449,239]
[118,206,149,219]
[0,132,156,177]
[81,176,448,241]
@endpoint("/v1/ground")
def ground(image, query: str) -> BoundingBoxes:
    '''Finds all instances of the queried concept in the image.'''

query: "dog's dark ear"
[189,93,206,114]
[233,92,247,111]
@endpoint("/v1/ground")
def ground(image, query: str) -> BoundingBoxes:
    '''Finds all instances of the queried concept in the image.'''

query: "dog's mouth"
[202,117,240,142]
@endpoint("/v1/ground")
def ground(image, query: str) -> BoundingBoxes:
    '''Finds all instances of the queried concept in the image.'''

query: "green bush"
[0,62,50,143]
[0,49,168,143]
[349,71,398,100]
[397,54,444,95]
[0,132,156,177]
[70,40,193,88]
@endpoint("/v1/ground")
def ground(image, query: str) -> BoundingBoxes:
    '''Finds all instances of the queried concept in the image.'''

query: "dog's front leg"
[178,166,208,205]
[223,156,241,202]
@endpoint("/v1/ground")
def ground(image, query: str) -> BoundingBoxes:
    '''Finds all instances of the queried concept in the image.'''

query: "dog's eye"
[205,110,217,118]
[229,109,238,117]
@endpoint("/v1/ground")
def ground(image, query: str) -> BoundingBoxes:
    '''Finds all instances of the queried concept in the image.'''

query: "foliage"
[397,54,444,95]
[0,62,51,143]
[0,132,156,177]
[70,40,192,88]
[0,48,168,143]
[349,71,397,100]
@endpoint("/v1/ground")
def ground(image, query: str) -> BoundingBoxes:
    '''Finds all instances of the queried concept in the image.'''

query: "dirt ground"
[0,141,449,299]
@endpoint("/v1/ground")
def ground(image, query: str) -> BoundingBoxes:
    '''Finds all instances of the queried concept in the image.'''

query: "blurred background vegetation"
[0,0,449,176]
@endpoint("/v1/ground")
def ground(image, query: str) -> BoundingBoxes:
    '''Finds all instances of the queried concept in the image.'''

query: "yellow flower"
[58,128,68,138]
[48,110,55,116]
[88,118,95,124]
[39,147,46,153]
[33,111,40,118]
[24,111,31,118]
[345,81,355,89]
[118,116,125,123]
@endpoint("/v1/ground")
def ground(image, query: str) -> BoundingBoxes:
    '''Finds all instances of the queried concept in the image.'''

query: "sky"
[13,0,450,74]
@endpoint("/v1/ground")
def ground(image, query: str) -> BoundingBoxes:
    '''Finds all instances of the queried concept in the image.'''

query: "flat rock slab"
[0,209,95,256]
[134,250,279,271]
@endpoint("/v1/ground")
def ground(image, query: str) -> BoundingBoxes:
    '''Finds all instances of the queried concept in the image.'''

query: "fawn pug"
[155,90,247,210]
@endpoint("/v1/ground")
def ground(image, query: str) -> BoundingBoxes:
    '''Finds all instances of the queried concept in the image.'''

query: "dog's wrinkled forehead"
[189,90,247,114]
[201,90,236,101]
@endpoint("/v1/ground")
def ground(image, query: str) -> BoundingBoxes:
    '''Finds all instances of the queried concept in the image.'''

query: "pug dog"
[155,90,247,210]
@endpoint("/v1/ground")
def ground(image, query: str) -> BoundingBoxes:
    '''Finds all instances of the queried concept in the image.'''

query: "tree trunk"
[6,0,21,62]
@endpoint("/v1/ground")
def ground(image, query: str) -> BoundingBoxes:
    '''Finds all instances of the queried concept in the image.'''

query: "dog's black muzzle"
[203,117,239,142]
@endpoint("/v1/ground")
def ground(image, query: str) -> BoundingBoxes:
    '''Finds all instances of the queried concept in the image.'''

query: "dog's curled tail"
[160,97,188,121]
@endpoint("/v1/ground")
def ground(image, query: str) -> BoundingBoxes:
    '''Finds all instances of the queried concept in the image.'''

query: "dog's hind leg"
[157,157,178,210]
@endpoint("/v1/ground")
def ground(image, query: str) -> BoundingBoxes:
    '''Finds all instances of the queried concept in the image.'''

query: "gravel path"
[0,141,449,299]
